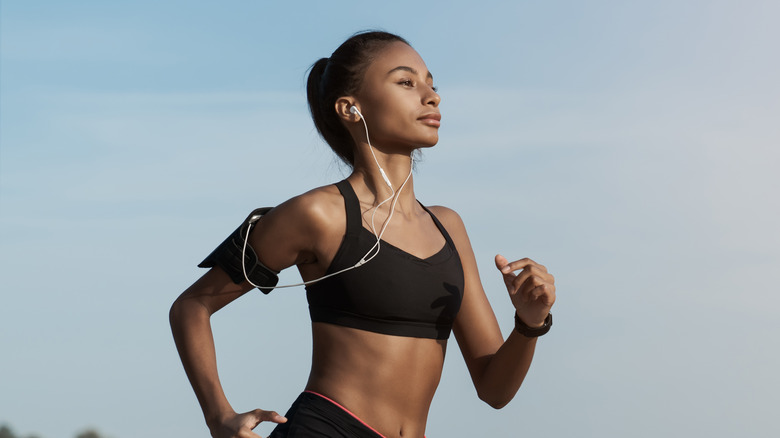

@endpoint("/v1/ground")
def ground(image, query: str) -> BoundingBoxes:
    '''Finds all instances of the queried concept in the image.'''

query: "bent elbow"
[168,296,196,328]
[490,400,510,410]
[169,298,183,328]
[482,397,510,410]
[169,295,212,332]
[477,390,512,410]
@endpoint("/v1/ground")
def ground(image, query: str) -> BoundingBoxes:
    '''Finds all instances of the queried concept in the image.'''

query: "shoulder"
[262,183,344,235]
[427,205,466,233]
[248,182,346,269]
[426,205,472,245]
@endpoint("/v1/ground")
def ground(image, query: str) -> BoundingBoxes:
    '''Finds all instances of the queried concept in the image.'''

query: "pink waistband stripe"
[303,390,428,438]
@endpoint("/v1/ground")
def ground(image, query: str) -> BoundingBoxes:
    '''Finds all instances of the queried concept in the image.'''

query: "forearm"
[476,329,538,409]
[169,299,235,426]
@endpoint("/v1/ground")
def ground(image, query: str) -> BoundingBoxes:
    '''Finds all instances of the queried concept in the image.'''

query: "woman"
[170,31,556,438]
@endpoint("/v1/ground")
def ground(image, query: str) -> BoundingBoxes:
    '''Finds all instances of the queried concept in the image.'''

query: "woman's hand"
[495,255,556,327]
[209,409,287,438]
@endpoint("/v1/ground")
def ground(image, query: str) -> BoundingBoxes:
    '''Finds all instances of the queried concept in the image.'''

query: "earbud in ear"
[349,105,361,120]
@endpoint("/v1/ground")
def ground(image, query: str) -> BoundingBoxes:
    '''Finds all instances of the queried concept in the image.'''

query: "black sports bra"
[305,180,464,340]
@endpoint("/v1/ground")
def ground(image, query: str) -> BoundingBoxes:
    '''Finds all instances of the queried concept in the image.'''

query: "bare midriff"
[305,322,447,438]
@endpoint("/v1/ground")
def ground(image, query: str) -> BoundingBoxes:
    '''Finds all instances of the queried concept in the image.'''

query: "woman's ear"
[335,97,361,122]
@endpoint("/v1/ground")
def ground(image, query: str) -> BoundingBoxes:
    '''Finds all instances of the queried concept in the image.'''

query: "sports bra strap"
[334,180,362,236]
[419,204,456,247]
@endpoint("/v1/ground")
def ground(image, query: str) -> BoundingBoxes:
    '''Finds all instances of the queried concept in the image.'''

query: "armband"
[198,207,279,294]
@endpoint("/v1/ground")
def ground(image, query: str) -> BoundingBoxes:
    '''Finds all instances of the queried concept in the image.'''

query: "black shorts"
[268,391,386,438]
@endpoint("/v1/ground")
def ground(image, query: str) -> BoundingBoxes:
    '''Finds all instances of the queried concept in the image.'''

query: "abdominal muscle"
[305,322,447,438]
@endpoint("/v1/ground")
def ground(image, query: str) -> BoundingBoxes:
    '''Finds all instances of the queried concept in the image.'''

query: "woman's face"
[353,42,441,151]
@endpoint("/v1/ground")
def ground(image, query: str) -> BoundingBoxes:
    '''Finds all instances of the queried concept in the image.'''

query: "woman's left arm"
[433,207,556,409]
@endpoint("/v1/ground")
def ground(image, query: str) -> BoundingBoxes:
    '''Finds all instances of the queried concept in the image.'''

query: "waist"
[306,323,445,434]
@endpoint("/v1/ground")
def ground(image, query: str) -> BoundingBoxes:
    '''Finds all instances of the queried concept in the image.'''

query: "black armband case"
[198,207,279,294]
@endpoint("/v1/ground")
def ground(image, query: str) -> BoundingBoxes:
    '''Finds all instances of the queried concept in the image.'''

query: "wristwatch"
[514,312,553,337]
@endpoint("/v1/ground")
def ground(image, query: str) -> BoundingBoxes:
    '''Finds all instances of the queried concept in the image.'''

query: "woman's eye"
[398,79,414,87]
[431,85,438,92]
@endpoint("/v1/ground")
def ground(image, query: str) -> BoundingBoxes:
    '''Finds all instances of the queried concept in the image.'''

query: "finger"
[495,254,509,270]
[513,274,546,298]
[253,409,287,424]
[502,257,548,274]
[528,283,556,305]
[511,267,553,293]
[495,254,518,291]
[495,254,514,276]
[514,277,556,307]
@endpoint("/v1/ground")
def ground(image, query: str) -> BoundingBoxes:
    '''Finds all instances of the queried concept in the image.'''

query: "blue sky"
[1,1,779,437]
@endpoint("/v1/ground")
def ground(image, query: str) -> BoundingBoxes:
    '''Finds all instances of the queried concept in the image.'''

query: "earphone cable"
[240,108,412,289]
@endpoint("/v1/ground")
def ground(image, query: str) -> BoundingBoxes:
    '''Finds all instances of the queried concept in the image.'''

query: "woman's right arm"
[169,267,287,437]
[169,190,339,437]
[169,267,286,438]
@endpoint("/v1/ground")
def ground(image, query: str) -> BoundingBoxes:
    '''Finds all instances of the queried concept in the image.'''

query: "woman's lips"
[419,113,441,127]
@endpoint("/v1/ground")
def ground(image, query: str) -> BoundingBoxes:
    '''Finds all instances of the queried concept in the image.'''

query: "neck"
[350,149,417,211]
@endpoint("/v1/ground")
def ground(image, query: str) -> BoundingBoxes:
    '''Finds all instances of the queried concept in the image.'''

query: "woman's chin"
[416,136,439,148]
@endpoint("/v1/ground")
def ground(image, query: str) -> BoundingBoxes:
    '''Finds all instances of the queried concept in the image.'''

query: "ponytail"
[306,57,355,166]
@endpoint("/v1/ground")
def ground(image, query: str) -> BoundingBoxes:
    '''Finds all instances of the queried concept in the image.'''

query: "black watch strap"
[514,312,552,337]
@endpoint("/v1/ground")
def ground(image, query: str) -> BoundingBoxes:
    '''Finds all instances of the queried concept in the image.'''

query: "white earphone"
[351,105,394,190]
[240,105,413,289]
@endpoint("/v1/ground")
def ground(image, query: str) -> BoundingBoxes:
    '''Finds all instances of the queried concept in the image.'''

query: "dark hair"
[307,31,410,167]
